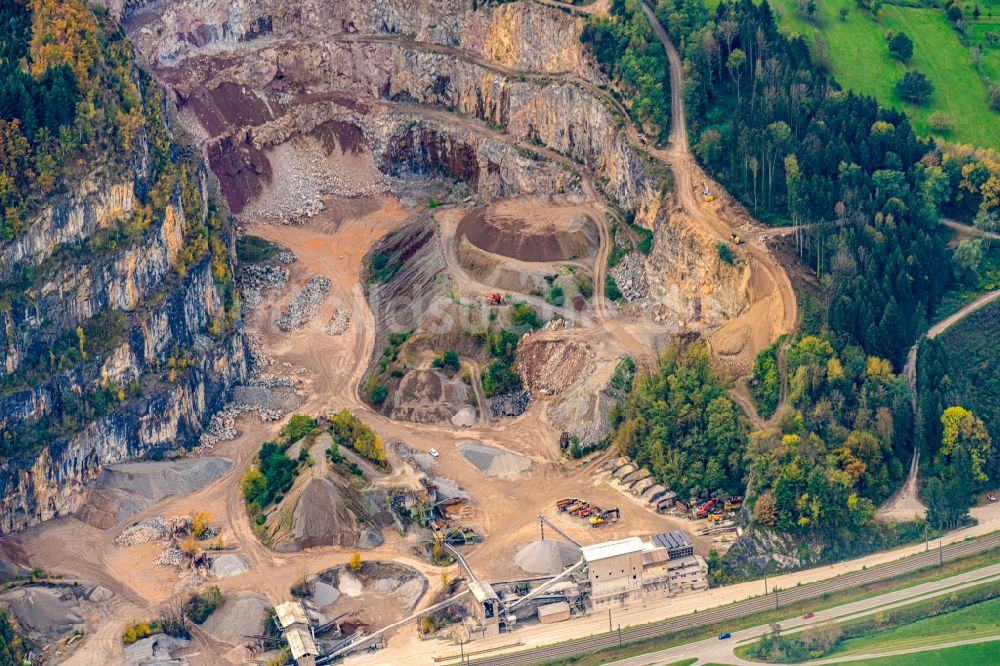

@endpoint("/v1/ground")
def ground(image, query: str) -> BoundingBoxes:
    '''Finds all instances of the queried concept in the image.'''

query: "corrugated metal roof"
[274,601,309,629]
[285,626,319,659]
[652,530,692,551]
[642,547,669,565]
[581,537,643,562]
[537,601,570,617]
[469,580,499,603]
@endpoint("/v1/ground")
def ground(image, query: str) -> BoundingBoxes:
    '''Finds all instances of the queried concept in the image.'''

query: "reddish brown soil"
[312,120,368,156]
[457,199,599,262]
[207,135,272,215]
[185,82,273,137]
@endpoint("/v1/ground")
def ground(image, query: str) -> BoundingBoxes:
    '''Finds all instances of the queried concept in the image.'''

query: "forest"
[586,0,999,547]
[609,343,748,499]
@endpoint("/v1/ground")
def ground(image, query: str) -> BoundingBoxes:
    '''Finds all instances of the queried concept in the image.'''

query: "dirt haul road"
[641,2,796,371]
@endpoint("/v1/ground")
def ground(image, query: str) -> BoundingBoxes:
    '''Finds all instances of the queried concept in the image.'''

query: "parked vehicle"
[429,449,439,457]
[988,492,997,502]
[803,612,815,619]
[719,632,731,640]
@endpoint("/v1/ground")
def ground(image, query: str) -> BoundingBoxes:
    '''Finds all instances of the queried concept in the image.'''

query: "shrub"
[888,32,913,60]
[349,552,362,571]
[184,586,223,624]
[895,71,933,104]
[369,383,388,405]
[431,350,461,372]
[235,235,282,263]
[717,242,734,265]
[928,112,952,132]
[605,275,622,300]
[191,512,210,539]
[281,414,316,443]
[329,409,386,465]
[545,285,565,306]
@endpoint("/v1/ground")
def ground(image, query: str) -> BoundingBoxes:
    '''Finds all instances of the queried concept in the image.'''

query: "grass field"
[823,595,1000,658]
[828,639,1000,664]
[768,0,1000,148]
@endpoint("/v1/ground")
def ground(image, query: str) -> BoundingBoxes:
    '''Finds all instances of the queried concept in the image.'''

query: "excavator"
[590,507,621,527]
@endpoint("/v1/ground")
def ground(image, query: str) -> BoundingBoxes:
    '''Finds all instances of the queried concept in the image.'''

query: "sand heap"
[458,441,531,479]
[514,539,582,575]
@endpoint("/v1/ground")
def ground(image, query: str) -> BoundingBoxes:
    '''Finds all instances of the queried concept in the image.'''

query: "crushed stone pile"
[115,518,170,547]
[123,633,191,666]
[514,539,582,576]
[490,390,530,418]
[458,441,531,478]
[154,547,185,567]
[325,308,351,335]
[276,275,330,331]
[239,263,289,309]
[210,555,250,578]
[201,594,270,645]
[609,253,648,302]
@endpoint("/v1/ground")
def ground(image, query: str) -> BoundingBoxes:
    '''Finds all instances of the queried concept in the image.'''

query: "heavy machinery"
[702,189,715,202]
[725,496,745,511]
[592,508,620,526]
[729,232,745,245]
[695,499,717,519]
[707,513,723,524]
[580,506,601,519]
[556,498,578,511]
[567,501,590,515]
[486,293,506,305]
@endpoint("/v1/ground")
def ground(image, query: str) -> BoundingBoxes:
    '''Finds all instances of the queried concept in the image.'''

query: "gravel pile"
[277,275,330,331]
[610,253,648,302]
[240,264,289,309]
[210,554,250,578]
[275,250,296,264]
[154,547,185,567]
[123,633,191,666]
[514,539,582,575]
[201,594,270,645]
[325,308,351,335]
[490,390,530,418]
[458,441,531,478]
[115,518,170,547]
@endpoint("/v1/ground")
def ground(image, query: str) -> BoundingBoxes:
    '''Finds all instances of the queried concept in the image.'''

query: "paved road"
[609,561,1000,665]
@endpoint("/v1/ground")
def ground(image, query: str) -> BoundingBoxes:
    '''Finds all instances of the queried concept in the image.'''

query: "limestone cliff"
[0,100,248,534]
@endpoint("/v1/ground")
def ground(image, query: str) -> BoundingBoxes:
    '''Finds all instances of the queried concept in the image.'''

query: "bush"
[329,409,386,466]
[896,71,933,103]
[431,350,461,372]
[369,383,388,405]
[349,552,362,571]
[184,586,223,624]
[928,112,952,132]
[605,275,622,300]
[574,272,594,299]
[717,242,734,265]
[235,235,282,263]
[281,414,316,443]
[888,32,913,60]
[545,285,565,306]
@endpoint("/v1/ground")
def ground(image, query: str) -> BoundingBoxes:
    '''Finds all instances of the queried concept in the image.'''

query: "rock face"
[0,92,248,533]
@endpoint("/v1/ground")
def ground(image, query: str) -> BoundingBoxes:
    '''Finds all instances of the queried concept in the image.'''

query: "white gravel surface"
[458,441,532,478]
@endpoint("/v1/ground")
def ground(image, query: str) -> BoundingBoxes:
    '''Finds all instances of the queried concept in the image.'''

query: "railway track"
[456,531,1000,665]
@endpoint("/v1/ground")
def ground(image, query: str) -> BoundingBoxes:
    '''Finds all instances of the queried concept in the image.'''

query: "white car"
[429,449,439,458]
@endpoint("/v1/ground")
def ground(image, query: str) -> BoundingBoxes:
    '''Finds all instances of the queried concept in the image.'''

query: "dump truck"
[729,232,745,245]
[695,499,717,519]
[702,189,715,202]
[580,506,601,518]
[556,498,578,511]
[567,501,590,515]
